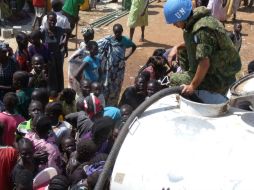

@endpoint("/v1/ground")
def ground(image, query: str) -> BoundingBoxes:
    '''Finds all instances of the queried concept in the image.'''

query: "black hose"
[94,86,183,190]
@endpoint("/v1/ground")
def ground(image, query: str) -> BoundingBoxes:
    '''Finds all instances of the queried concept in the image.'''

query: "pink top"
[143,66,156,80]
[0,112,25,146]
[207,0,227,21]
[25,132,62,174]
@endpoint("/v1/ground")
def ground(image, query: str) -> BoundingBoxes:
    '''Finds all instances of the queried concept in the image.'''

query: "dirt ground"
[66,2,254,93]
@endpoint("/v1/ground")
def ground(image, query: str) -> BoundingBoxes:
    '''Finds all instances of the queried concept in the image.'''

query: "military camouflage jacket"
[183,6,241,85]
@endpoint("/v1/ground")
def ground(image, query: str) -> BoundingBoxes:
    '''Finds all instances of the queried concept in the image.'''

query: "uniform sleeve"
[194,28,218,61]
[122,36,135,48]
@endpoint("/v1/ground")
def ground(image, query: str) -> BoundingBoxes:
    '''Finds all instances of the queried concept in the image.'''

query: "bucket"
[180,90,229,117]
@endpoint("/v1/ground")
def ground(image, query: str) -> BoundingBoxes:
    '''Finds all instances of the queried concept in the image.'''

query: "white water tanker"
[95,74,254,190]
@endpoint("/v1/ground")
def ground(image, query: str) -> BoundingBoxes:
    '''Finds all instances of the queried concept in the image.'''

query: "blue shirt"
[103,106,121,121]
[83,56,101,82]
[120,36,135,48]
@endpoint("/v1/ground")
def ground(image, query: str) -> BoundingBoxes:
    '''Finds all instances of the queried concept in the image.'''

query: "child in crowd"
[81,94,104,121]
[76,79,91,104]
[75,41,102,83]
[31,88,49,110]
[58,88,77,116]
[0,122,18,190]
[61,137,76,166]
[91,81,105,107]
[0,92,25,146]
[13,169,33,190]
[48,175,70,190]
[139,56,169,80]
[119,74,148,109]
[114,104,133,135]
[45,102,72,145]
[146,80,161,97]
[81,117,115,154]
[29,54,48,88]
[25,114,62,173]
[228,22,242,52]
[68,27,94,92]
[12,138,38,184]
[13,71,34,119]
[17,100,43,140]
[66,139,97,185]
[15,32,31,72]
[248,60,254,74]
[28,30,49,63]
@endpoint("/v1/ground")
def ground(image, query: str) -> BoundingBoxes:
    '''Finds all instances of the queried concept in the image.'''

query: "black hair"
[14,169,33,190]
[80,79,91,86]
[29,30,42,40]
[59,88,76,102]
[77,139,97,163]
[147,79,160,87]
[87,41,98,51]
[113,23,123,31]
[18,138,34,150]
[248,60,254,74]
[152,48,166,57]
[31,88,49,107]
[16,32,28,43]
[49,90,58,98]
[31,54,44,63]
[48,175,70,190]
[3,92,18,111]
[47,11,57,19]
[45,102,63,117]
[83,28,94,38]
[32,114,51,135]
[89,153,108,164]
[92,116,115,143]
[120,104,133,114]
[51,0,63,12]
[13,71,30,88]
[139,71,150,81]
[29,100,43,109]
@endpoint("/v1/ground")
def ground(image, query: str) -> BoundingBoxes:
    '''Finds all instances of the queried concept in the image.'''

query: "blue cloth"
[120,36,135,48]
[83,56,101,82]
[103,106,121,121]
[97,35,135,105]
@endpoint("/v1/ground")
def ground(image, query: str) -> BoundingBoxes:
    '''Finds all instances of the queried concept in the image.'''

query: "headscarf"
[84,94,103,119]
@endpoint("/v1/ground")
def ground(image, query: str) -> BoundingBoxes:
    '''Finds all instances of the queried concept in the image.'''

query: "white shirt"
[40,11,71,30]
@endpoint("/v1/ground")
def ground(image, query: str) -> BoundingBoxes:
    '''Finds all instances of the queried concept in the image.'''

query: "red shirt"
[33,0,46,7]
[15,49,31,72]
[0,112,25,146]
[0,147,17,190]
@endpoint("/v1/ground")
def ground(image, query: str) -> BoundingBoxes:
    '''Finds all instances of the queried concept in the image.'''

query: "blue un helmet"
[163,0,192,24]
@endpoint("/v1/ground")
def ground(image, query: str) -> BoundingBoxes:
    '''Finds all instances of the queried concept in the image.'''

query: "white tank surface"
[110,90,254,190]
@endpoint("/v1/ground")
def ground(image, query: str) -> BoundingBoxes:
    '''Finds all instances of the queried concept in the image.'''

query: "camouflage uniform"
[170,7,241,94]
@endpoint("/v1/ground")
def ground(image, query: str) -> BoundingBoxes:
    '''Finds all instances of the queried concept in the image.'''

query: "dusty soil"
[66,2,254,93]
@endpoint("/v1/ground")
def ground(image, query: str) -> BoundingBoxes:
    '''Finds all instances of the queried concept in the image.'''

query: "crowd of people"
[0,0,253,189]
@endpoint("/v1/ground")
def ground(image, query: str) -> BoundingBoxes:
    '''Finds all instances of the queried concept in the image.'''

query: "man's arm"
[182,57,210,95]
